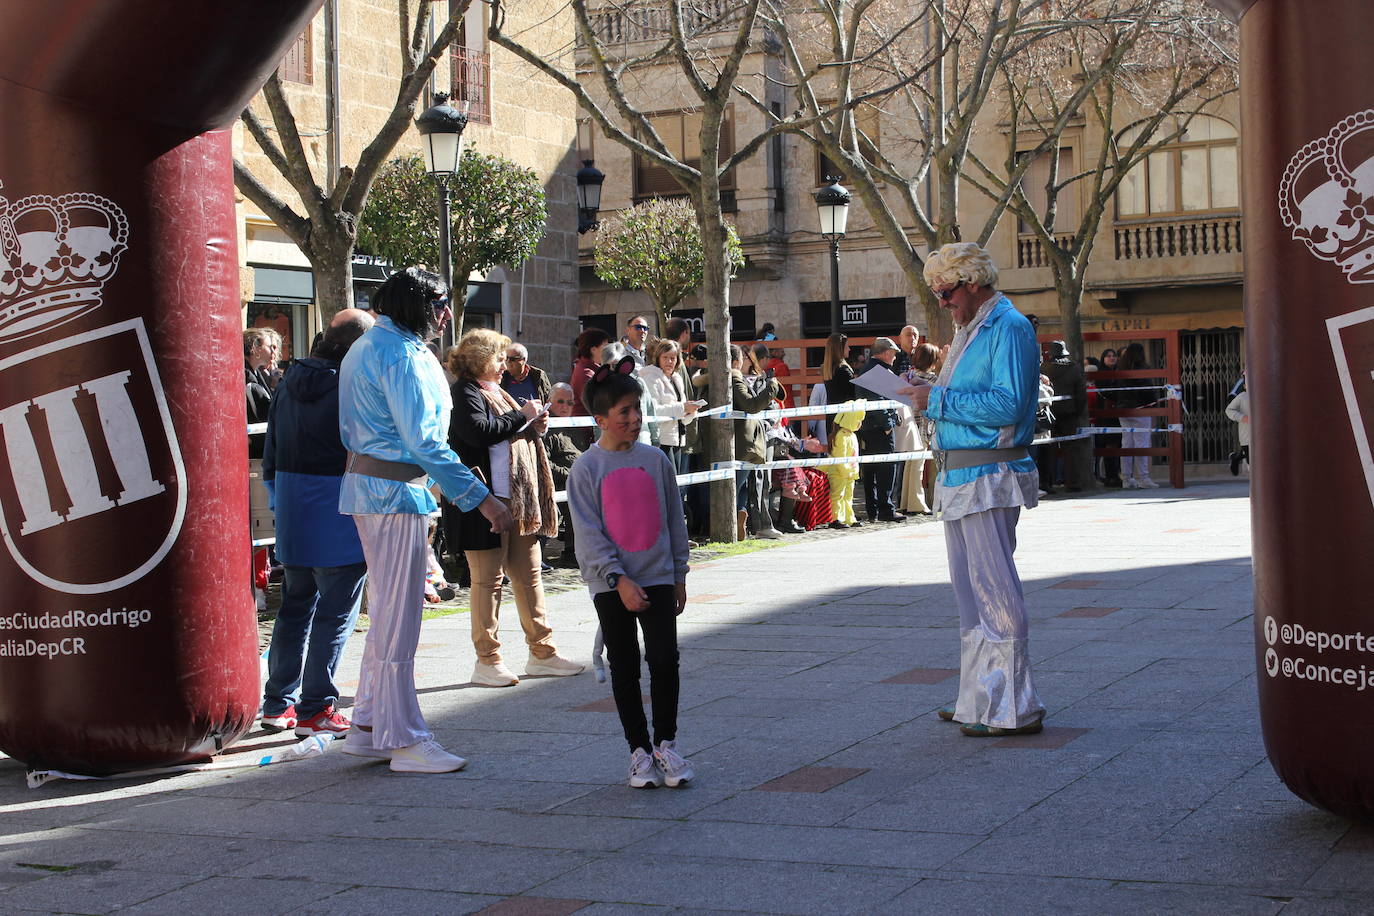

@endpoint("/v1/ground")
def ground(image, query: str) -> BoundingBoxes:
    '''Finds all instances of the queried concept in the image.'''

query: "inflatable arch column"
[0,1,323,774]
[1214,0,1374,820]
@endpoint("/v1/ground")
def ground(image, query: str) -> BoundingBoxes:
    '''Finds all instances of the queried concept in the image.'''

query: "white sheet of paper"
[853,364,920,401]
[517,402,552,434]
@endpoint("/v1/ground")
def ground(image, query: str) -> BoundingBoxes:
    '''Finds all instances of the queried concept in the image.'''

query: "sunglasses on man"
[935,282,963,302]
[629,324,650,332]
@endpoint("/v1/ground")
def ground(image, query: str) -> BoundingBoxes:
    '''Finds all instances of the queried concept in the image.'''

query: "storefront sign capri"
[0,0,324,776]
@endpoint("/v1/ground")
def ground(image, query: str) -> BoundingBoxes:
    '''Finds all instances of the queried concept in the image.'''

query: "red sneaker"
[294,705,351,738]
[260,705,298,733]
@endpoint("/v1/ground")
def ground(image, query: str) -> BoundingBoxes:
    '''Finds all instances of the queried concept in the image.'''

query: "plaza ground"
[2,479,1371,915]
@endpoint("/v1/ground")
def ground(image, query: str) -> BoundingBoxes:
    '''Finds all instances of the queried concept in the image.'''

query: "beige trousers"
[465,528,556,665]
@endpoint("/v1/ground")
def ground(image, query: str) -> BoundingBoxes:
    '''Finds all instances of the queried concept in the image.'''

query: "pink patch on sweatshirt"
[601,466,662,553]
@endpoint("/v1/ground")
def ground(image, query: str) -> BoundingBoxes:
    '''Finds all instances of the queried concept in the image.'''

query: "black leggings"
[593,584,679,753]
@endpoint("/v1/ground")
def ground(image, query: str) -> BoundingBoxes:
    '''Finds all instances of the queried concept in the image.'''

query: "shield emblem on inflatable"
[1328,306,1374,510]
[0,318,186,593]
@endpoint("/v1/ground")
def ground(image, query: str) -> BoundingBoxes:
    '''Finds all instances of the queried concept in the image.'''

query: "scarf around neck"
[935,293,1004,389]
[476,381,557,537]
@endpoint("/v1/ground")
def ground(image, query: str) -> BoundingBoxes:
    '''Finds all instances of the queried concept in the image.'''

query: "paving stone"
[881,666,960,684]
[874,874,1284,916]
[754,766,869,794]
[297,887,501,914]
[0,868,197,914]
[121,876,341,915]
[474,897,594,916]
[533,854,921,915]
[645,821,980,870]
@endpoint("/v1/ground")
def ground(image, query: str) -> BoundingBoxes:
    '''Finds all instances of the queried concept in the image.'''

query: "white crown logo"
[1279,110,1374,285]
[0,180,130,344]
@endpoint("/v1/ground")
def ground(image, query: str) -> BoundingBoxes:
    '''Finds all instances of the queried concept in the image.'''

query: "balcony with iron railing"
[580,0,744,46]
[1114,214,1242,261]
[451,46,491,125]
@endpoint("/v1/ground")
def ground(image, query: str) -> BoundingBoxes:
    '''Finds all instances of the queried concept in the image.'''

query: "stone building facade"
[235,0,582,376]
[574,11,1245,461]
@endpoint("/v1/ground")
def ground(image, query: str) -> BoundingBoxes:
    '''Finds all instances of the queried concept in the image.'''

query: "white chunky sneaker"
[754,527,783,540]
[628,748,663,788]
[472,661,519,687]
[525,653,585,677]
[652,740,694,787]
[1123,478,1139,489]
[341,728,391,760]
[1138,475,1160,489]
[389,738,467,773]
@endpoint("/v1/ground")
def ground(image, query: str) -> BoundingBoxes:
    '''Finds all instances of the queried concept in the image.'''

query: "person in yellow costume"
[825,402,866,529]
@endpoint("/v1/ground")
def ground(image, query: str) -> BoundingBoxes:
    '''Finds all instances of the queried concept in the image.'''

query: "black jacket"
[245,364,273,459]
[446,378,526,552]
[544,429,582,490]
[856,357,898,438]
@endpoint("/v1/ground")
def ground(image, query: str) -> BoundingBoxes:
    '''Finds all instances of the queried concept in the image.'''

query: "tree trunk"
[697,174,736,544]
[1054,266,1097,492]
[310,240,356,326]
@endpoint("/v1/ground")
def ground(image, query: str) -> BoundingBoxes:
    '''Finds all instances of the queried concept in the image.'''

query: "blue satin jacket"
[925,295,1040,488]
[337,317,489,516]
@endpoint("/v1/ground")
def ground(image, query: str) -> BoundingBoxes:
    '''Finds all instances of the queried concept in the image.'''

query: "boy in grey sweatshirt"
[567,359,693,788]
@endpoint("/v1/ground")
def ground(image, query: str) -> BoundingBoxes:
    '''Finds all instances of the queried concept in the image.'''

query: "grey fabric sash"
[940,447,1029,471]
[347,452,427,485]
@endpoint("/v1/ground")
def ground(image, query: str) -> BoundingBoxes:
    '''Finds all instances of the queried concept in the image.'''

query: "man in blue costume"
[902,242,1046,737]
[337,267,513,772]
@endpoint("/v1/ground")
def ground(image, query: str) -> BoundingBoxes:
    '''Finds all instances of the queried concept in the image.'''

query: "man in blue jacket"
[260,309,374,739]
[337,267,512,774]
[903,242,1046,738]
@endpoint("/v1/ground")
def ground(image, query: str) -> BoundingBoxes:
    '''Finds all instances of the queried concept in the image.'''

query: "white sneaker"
[1122,478,1139,489]
[525,653,585,677]
[254,588,267,611]
[628,747,663,788]
[754,528,783,540]
[341,728,391,760]
[472,661,519,687]
[389,738,467,773]
[1138,475,1160,489]
[652,739,694,787]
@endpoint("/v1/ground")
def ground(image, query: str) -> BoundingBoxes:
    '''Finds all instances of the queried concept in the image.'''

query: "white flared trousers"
[945,506,1045,729]
[351,513,431,750]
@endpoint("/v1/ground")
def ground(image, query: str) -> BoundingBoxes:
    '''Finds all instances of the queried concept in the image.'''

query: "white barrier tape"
[1076,424,1183,435]
[248,422,268,435]
[716,399,907,421]
[714,450,936,472]
[553,466,736,503]
[1093,384,1182,398]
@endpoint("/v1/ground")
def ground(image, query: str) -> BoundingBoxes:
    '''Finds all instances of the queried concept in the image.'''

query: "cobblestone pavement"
[3,479,1371,915]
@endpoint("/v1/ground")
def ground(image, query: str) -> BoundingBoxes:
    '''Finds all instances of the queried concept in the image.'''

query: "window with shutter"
[633,108,736,208]
[281,26,313,85]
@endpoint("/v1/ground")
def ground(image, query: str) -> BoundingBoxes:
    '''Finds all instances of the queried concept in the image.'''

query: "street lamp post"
[415,92,468,344]
[813,178,852,334]
[576,159,605,234]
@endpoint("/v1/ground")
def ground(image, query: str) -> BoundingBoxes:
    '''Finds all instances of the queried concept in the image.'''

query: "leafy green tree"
[594,198,744,334]
[358,151,547,331]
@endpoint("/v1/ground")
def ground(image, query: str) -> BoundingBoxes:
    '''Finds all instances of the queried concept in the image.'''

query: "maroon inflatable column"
[0,1,322,774]
[1239,0,1374,821]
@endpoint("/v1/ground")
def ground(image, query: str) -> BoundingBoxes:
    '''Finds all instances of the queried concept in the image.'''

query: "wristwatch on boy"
[606,572,621,589]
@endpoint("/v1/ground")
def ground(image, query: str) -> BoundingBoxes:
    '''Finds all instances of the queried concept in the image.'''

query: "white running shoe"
[628,748,663,788]
[525,653,585,677]
[472,661,519,687]
[754,528,783,539]
[341,728,391,760]
[1123,478,1139,489]
[389,738,467,773]
[1137,475,1160,489]
[652,740,694,788]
